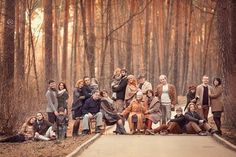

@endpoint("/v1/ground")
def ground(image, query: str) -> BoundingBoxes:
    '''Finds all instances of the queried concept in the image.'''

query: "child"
[56,107,69,140]
[111,68,122,100]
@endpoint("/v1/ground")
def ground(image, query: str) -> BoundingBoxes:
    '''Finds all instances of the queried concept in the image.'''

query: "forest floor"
[208,116,236,145]
[0,119,94,157]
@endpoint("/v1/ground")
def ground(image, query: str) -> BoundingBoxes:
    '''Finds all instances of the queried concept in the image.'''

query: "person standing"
[137,74,152,94]
[210,77,224,135]
[46,80,59,124]
[125,75,139,107]
[184,85,197,111]
[195,75,212,121]
[155,75,177,124]
[57,82,69,114]
[71,79,85,137]
[111,68,128,113]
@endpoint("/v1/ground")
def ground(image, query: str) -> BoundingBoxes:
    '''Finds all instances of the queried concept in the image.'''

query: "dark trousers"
[47,112,56,124]
[213,111,222,132]
[72,118,80,137]
[154,122,183,134]
[0,134,26,143]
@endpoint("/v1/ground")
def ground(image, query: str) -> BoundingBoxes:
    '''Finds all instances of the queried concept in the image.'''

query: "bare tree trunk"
[44,0,53,86]
[173,0,179,93]
[1,0,15,134]
[217,0,236,129]
[53,0,59,81]
[126,0,135,74]
[61,0,69,82]
[144,2,150,78]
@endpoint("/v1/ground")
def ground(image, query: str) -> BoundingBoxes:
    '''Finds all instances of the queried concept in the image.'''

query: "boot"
[72,120,80,137]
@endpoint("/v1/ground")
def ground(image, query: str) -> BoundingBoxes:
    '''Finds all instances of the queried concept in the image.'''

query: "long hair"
[75,79,84,88]
[58,82,68,91]
[26,116,36,125]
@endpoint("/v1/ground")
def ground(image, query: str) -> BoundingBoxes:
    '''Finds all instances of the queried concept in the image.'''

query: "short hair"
[48,80,55,84]
[159,75,167,79]
[92,89,100,95]
[138,74,145,79]
[121,68,127,73]
[213,77,222,86]
[176,107,183,112]
[83,76,90,80]
[146,89,154,96]
[58,107,65,113]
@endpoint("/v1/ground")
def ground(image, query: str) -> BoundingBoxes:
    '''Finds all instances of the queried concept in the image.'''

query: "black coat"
[170,114,186,129]
[82,97,101,115]
[82,85,93,101]
[72,87,85,118]
[33,119,53,135]
[57,91,69,109]
[112,76,128,100]
[184,91,196,111]
[185,111,203,124]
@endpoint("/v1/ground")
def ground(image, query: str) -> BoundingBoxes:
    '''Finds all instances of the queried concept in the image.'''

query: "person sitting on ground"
[120,91,147,134]
[0,116,36,143]
[100,90,126,135]
[144,90,161,134]
[71,79,85,137]
[184,84,196,111]
[147,107,186,135]
[185,103,215,136]
[111,68,122,100]
[34,112,56,141]
[56,107,69,140]
[81,90,103,135]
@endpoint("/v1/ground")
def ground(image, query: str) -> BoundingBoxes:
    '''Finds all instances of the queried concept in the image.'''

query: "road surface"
[79,134,236,157]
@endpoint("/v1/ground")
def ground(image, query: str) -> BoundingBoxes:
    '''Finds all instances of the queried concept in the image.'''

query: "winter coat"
[210,85,223,112]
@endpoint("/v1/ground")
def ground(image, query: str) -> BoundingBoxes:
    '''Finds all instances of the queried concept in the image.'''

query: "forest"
[0,0,235,134]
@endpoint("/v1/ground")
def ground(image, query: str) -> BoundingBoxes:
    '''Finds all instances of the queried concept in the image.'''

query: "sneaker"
[146,129,155,135]
[82,130,89,136]
[160,130,168,135]
[95,127,101,133]
[198,131,207,136]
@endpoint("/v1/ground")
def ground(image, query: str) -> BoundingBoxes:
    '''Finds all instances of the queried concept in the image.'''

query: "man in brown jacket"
[155,75,177,124]
[195,75,213,121]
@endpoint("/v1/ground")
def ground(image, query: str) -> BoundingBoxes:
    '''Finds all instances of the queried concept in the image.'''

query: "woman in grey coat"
[144,90,162,132]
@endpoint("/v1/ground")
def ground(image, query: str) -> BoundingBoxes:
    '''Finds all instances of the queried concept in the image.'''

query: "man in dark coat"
[112,68,128,113]
[82,90,103,135]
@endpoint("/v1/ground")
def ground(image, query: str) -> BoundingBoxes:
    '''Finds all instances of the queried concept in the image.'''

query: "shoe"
[146,129,155,135]
[160,130,168,135]
[215,130,222,136]
[198,131,207,136]
[82,130,89,136]
[95,127,101,133]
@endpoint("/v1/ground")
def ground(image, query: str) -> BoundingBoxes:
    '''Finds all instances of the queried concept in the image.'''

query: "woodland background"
[0,0,235,134]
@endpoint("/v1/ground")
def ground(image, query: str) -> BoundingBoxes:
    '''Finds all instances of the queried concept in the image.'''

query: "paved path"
[79,134,236,157]
[79,104,235,157]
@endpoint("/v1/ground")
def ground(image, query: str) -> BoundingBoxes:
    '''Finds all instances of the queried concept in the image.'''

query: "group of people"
[0,68,224,143]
